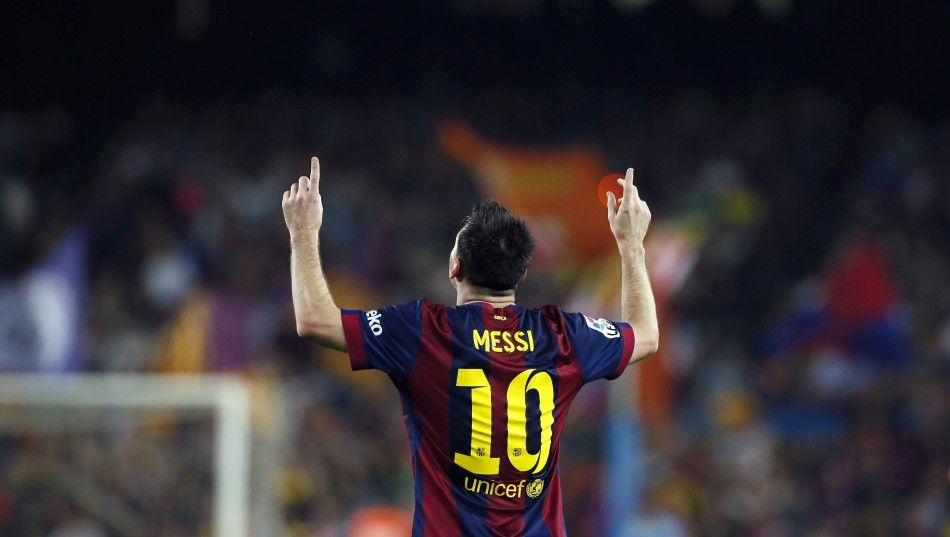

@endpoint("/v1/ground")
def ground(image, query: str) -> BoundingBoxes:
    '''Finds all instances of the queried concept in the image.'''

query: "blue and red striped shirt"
[342,299,635,537]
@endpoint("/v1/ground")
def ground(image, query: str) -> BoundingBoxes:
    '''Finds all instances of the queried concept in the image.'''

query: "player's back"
[342,300,635,537]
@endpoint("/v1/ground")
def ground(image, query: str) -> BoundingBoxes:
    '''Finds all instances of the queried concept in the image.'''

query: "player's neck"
[456,287,516,308]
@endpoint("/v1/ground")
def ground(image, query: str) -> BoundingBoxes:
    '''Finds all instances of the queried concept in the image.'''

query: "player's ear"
[450,257,462,281]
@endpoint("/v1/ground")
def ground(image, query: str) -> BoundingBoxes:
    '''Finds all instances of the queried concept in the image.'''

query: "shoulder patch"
[583,315,620,339]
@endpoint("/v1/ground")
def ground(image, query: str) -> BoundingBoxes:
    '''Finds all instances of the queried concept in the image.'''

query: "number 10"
[453,368,555,475]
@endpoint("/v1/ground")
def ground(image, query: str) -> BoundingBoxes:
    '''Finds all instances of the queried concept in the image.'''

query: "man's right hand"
[609,167,660,364]
[282,157,324,239]
[606,167,651,249]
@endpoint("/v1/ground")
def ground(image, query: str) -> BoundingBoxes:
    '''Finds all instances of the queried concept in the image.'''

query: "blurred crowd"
[0,415,213,537]
[0,89,947,536]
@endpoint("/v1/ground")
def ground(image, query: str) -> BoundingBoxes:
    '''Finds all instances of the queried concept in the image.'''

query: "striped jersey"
[341,299,635,537]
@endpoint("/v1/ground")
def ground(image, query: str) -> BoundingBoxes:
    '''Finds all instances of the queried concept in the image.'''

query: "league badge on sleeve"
[583,315,620,339]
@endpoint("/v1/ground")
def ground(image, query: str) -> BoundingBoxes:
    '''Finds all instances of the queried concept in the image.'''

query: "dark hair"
[456,200,535,292]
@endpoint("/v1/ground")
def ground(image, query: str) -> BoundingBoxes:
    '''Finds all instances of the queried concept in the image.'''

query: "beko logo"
[366,310,383,335]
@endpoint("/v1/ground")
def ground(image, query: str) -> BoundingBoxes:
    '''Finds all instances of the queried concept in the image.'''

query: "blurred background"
[1,0,949,535]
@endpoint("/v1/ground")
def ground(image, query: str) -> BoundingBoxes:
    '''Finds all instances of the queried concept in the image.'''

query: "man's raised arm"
[606,168,660,364]
[282,157,346,351]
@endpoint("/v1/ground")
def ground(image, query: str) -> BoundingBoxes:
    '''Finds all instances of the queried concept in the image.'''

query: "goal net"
[0,374,267,537]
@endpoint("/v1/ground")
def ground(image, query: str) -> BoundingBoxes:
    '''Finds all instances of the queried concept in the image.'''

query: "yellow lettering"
[476,331,536,354]
[453,369,501,475]
[490,331,502,352]
[514,331,528,352]
[464,477,535,499]
[502,331,514,352]
[454,368,555,477]
[473,330,490,350]
[507,370,555,474]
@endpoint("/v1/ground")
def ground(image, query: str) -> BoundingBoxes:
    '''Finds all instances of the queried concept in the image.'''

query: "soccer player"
[282,157,658,536]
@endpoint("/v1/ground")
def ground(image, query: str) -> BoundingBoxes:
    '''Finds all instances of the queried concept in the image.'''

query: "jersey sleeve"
[340,299,424,381]
[561,312,635,382]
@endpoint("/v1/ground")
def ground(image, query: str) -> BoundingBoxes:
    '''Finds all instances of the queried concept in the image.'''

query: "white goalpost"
[0,374,253,537]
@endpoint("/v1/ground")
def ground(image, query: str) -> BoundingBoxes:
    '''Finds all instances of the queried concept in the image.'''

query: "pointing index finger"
[625,167,638,199]
[310,157,320,187]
